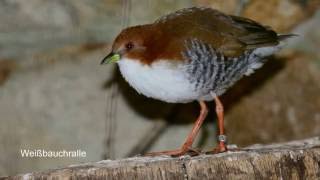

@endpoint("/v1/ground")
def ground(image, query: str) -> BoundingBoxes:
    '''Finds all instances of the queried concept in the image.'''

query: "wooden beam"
[3,137,320,179]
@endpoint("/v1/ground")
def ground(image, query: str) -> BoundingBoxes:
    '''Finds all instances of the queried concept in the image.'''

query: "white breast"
[117,58,199,103]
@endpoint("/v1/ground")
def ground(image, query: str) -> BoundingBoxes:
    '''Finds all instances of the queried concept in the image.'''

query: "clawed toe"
[205,145,244,154]
[144,149,187,157]
[144,147,202,157]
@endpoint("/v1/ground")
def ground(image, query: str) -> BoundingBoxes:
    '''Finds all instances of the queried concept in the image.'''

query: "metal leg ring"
[218,135,227,143]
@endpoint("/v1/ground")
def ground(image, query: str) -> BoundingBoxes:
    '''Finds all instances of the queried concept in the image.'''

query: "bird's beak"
[100,52,120,65]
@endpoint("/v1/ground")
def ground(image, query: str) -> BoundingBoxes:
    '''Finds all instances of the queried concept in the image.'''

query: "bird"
[101,7,294,156]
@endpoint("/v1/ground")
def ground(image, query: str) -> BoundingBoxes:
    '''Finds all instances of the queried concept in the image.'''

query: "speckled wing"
[155,7,282,57]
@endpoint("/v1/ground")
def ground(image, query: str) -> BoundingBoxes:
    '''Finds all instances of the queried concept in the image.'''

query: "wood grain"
[3,137,320,180]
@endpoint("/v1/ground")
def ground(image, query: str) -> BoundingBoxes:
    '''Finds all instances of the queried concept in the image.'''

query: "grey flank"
[182,39,266,97]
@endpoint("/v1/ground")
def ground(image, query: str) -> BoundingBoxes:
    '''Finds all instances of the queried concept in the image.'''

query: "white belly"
[117,58,199,103]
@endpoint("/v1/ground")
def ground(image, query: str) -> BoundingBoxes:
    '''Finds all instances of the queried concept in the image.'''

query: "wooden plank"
[3,137,320,180]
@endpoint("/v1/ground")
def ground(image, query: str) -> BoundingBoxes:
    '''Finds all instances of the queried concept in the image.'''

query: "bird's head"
[101,25,154,65]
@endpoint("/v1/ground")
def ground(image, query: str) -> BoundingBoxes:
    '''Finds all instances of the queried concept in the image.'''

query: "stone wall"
[0,0,319,176]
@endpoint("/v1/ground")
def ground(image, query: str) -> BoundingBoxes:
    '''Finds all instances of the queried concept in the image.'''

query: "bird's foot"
[204,138,229,154]
[144,147,202,157]
[205,143,244,154]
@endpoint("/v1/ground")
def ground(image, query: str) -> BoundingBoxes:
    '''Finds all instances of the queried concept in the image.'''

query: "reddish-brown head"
[101,22,184,65]
[101,25,157,65]
[113,25,150,56]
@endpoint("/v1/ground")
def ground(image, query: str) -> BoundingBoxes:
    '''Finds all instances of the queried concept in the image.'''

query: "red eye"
[125,42,134,50]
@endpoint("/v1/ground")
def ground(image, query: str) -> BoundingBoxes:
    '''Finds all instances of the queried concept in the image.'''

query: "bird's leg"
[213,95,227,152]
[145,101,208,157]
[180,101,208,152]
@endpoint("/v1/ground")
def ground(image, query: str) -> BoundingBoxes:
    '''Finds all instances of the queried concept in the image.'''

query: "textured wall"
[0,0,319,176]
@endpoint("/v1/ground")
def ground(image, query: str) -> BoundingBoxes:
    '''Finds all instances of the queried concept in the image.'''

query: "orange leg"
[213,95,227,152]
[145,101,208,156]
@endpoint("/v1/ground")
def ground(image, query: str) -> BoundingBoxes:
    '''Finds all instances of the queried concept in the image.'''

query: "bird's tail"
[248,34,297,65]
[277,34,298,41]
[245,34,297,76]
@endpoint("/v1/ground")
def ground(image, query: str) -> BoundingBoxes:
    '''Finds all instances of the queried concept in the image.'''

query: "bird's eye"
[125,42,134,50]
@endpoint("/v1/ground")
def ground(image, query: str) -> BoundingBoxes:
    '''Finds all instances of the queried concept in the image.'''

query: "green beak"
[100,52,120,65]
